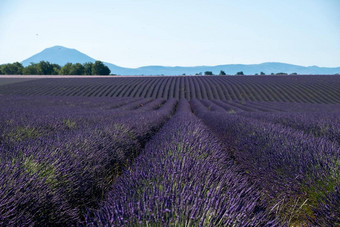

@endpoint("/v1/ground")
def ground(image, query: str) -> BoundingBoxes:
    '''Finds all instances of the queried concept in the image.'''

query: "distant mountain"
[21,46,130,74]
[22,46,96,66]
[21,46,340,75]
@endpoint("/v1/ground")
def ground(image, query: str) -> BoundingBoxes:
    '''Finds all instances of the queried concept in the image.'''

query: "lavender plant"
[191,99,340,225]
[0,96,176,225]
[86,99,278,226]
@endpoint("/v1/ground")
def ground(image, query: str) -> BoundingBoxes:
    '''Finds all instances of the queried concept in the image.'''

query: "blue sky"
[0,0,339,67]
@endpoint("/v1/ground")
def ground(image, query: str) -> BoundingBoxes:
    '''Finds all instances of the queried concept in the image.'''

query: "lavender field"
[1,75,340,103]
[0,76,339,226]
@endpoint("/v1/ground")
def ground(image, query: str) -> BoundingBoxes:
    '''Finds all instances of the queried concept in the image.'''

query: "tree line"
[0,61,111,75]
[194,71,249,76]
[198,71,297,76]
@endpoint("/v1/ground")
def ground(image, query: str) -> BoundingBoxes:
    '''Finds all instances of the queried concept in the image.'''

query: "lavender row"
[199,99,340,146]
[244,101,340,112]
[239,111,340,145]
[199,99,270,113]
[1,75,339,103]
[86,99,277,226]
[0,96,140,136]
[190,99,340,225]
[199,99,340,145]
[207,99,340,113]
[0,97,166,147]
[0,97,176,226]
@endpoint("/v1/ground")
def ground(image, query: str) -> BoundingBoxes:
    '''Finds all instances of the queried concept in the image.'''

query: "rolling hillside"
[20,46,340,75]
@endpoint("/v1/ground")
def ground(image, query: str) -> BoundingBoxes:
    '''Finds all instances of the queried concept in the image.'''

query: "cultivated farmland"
[0,75,340,103]
[0,75,339,226]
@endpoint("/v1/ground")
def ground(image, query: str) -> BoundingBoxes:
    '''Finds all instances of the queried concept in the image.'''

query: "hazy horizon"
[1,0,340,68]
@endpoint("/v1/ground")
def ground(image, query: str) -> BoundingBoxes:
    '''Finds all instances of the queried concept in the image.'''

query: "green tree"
[38,61,54,75]
[60,63,73,75]
[204,71,213,76]
[23,62,60,75]
[83,62,94,75]
[70,63,85,75]
[260,72,266,75]
[219,70,226,75]
[236,71,244,76]
[276,72,288,76]
[0,62,24,75]
[51,64,61,75]
[23,63,40,75]
[92,61,111,75]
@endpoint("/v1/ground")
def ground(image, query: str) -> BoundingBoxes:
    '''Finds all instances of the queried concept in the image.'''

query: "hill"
[21,46,340,75]
[21,46,96,66]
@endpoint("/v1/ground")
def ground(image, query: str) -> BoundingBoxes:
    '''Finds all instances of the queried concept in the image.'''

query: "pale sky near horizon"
[0,0,339,68]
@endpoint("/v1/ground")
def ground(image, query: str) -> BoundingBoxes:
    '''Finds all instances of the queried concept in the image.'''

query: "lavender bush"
[86,99,278,226]
[0,96,176,225]
[191,99,340,225]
